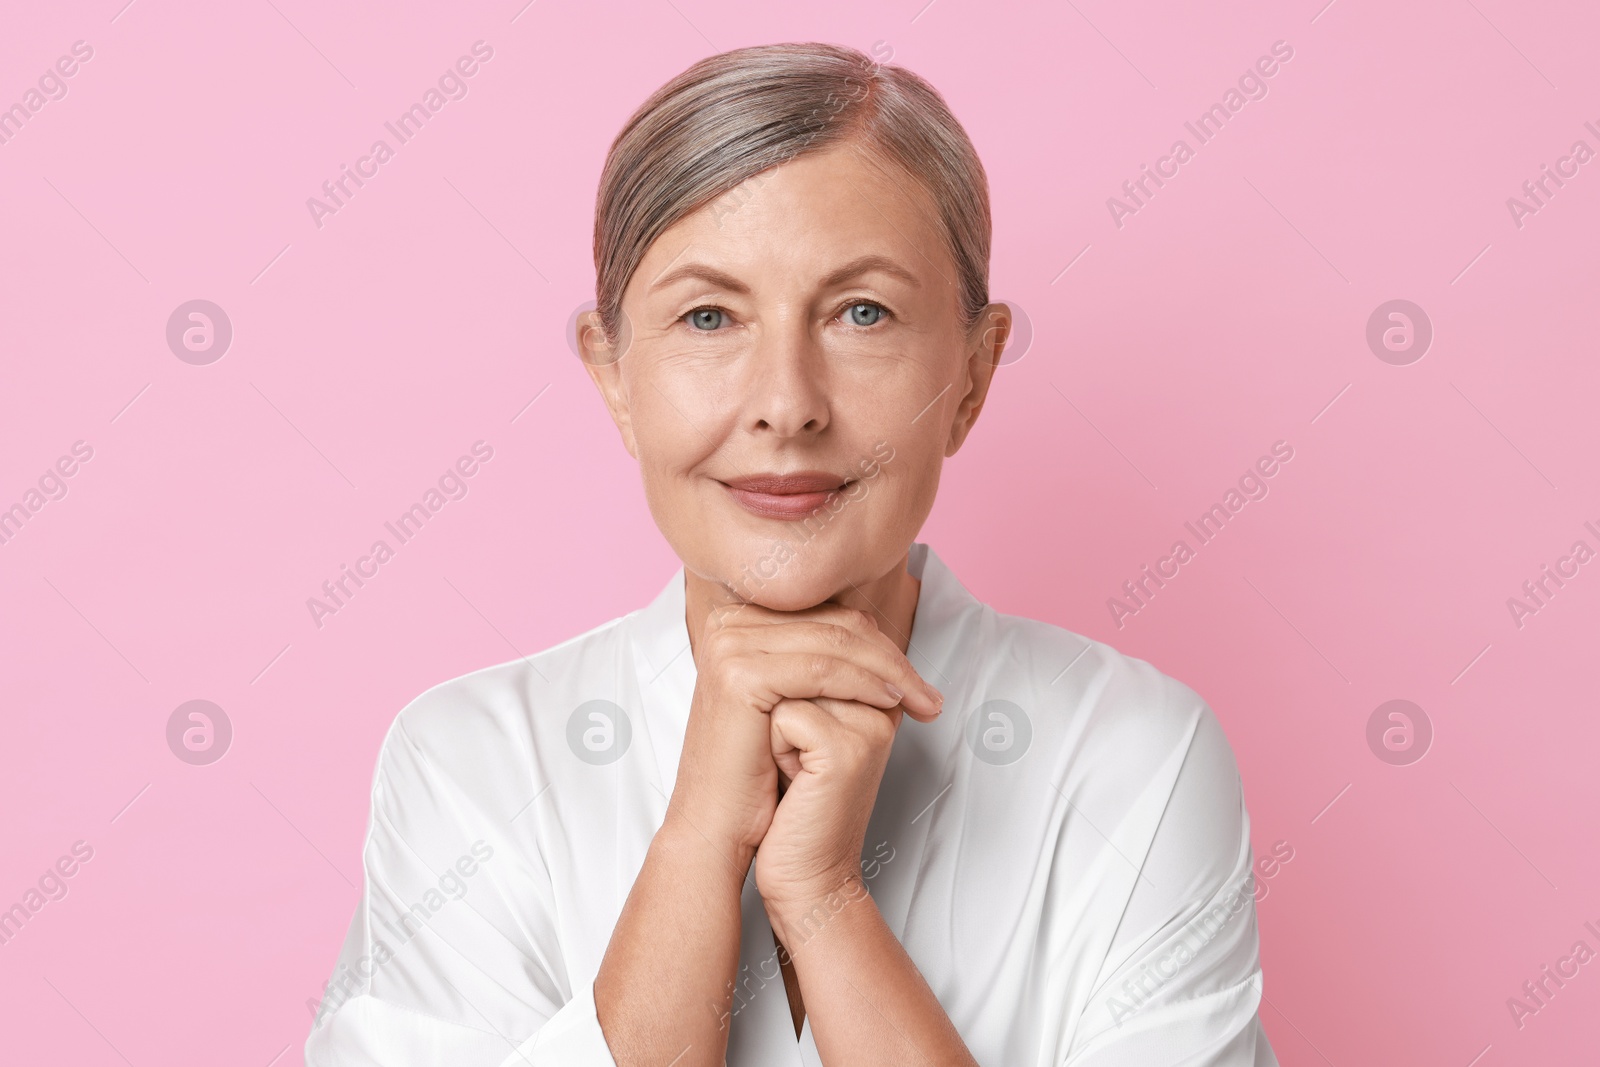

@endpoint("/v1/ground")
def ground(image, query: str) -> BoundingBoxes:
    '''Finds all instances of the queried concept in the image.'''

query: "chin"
[738,575,844,612]
[710,538,862,608]
[720,561,841,609]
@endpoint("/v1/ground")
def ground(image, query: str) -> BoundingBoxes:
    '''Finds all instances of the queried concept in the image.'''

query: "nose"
[743,313,831,438]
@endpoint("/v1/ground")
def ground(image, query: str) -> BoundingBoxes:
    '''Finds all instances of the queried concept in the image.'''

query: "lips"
[720,470,853,521]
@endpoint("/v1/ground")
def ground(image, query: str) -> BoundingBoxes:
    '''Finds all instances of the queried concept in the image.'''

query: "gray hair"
[592,42,991,348]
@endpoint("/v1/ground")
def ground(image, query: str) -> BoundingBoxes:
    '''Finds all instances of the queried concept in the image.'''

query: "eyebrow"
[648,253,921,295]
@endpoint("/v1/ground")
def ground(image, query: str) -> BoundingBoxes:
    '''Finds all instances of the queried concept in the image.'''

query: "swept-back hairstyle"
[592,41,991,346]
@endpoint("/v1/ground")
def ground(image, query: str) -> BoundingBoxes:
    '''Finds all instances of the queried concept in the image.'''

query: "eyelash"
[679,299,894,333]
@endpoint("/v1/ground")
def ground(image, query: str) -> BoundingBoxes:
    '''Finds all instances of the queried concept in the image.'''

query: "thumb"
[770,697,837,774]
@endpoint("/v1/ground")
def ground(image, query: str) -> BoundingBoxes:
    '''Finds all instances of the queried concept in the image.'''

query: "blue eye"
[845,302,884,326]
[687,308,724,331]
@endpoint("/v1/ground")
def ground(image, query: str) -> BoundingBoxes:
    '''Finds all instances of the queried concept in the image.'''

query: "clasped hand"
[667,602,944,922]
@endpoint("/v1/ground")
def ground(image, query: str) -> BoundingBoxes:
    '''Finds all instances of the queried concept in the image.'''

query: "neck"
[683,550,922,661]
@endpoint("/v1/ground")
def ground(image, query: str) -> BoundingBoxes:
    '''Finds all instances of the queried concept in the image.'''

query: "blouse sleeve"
[303,702,620,1067]
[1063,705,1279,1067]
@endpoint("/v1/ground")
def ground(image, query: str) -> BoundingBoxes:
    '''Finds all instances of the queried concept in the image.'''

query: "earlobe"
[945,303,1006,455]
[589,365,640,460]
[944,392,981,455]
[593,372,639,459]
[578,311,639,459]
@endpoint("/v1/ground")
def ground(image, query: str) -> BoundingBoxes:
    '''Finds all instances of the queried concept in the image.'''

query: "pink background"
[3,0,1597,1063]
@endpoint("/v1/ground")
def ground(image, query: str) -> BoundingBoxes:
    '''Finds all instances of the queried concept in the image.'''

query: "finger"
[810,695,904,742]
[728,601,887,642]
[717,602,895,654]
[772,698,898,770]
[769,698,822,781]
[731,651,907,713]
[769,697,841,771]
[722,617,943,720]
[773,740,802,785]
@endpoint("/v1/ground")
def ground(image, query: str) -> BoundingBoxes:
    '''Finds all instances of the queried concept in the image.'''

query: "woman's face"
[582,140,1007,610]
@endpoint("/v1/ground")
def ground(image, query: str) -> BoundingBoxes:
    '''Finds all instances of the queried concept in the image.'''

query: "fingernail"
[885,683,905,703]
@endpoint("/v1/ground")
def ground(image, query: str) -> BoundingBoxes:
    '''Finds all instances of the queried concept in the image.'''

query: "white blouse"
[305,542,1278,1066]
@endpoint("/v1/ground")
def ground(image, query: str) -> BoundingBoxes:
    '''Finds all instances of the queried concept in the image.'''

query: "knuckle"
[704,619,737,650]
[866,712,897,744]
[822,606,871,632]
[823,622,853,652]
[843,731,878,765]
[841,608,873,631]
[722,654,756,695]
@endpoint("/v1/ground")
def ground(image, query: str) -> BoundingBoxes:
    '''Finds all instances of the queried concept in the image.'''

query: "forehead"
[635,142,948,284]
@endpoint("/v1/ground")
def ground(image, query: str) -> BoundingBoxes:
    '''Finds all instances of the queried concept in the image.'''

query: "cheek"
[836,348,949,427]
[859,429,943,517]
[637,446,705,524]
[628,365,723,464]
[895,452,945,519]
[628,406,701,519]
[847,340,952,402]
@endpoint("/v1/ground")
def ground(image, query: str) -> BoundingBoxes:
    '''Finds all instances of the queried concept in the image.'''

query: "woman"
[306,42,1276,1067]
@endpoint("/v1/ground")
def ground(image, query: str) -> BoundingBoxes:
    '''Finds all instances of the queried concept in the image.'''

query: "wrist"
[658,806,757,884]
[762,867,876,948]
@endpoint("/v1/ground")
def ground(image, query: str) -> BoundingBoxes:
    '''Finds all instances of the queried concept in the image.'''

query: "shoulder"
[983,605,1226,774]
[970,606,1246,851]
[977,605,1253,910]
[936,604,1256,986]
[368,611,634,818]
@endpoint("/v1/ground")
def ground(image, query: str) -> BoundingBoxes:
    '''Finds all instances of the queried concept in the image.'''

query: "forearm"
[768,879,977,1067]
[595,813,753,1066]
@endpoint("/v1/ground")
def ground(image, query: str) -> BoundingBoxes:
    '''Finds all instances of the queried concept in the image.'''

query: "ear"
[577,308,639,459]
[945,302,1009,456]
